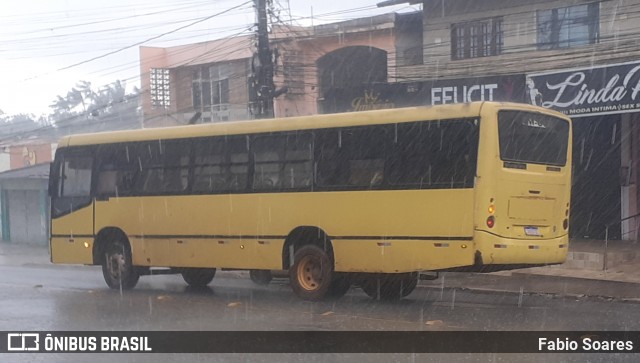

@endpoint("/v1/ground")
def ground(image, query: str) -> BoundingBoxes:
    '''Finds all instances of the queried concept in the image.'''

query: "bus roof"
[58,102,566,148]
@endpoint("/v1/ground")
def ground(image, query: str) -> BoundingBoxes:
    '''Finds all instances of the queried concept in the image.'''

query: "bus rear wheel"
[181,268,216,287]
[102,239,139,290]
[250,270,273,285]
[289,245,332,301]
[326,274,352,298]
[361,273,418,300]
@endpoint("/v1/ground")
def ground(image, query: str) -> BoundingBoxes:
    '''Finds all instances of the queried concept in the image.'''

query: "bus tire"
[181,268,216,287]
[361,273,418,300]
[102,239,139,290]
[289,245,332,301]
[250,270,273,285]
[326,274,352,298]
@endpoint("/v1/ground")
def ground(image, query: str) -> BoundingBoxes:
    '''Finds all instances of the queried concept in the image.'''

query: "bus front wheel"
[181,268,216,287]
[289,245,332,301]
[102,239,139,290]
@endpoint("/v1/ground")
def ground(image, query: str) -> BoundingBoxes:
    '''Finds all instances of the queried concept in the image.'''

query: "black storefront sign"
[526,60,640,117]
[409,74,525,106]
[322,75,525,114]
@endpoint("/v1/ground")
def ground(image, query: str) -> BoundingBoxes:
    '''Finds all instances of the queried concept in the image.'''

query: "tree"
[0,112,45,144]
[49,79,140,133]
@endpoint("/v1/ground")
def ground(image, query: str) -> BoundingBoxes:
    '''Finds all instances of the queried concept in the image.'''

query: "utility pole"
[252,0,275,119]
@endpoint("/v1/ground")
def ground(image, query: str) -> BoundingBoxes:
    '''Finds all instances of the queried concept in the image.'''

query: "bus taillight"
[487,216,495,228]
[487,199,495,228]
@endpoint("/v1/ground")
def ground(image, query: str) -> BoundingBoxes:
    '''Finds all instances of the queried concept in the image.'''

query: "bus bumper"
[473,231,569,266]
[50,237,94,265]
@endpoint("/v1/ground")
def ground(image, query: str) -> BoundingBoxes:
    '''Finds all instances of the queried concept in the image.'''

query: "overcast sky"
[0,0,419,117]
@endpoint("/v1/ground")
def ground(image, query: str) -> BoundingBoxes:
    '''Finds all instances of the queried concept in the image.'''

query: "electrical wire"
[3,0,640,145]
[55,1,252,73]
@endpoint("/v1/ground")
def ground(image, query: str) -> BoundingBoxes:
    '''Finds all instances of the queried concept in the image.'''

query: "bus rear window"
[498,110,569,166]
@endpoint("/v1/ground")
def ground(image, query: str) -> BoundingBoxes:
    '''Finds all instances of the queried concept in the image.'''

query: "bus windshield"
[498,110,569,166]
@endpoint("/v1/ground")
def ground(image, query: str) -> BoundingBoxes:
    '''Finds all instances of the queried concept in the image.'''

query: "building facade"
[0,163,50,246]
[140,36,255,128]
[138,13,422,125]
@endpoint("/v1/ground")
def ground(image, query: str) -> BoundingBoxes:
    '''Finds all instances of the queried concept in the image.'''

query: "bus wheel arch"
[283,226,337,300]
[94,227,139,290]
[282,226,335,270]
[93,227,126,265]
[289,244,333,300]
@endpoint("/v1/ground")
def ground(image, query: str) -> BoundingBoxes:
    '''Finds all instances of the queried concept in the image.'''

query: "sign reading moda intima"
[526,60,640,117]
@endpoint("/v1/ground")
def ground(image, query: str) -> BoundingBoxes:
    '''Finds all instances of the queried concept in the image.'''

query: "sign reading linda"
[526,60,640,117]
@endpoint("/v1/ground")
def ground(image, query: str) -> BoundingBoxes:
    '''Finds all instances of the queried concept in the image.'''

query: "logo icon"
[7,333,40,351]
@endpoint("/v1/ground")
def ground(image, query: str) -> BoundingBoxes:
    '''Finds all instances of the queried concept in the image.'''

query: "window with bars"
[192,67,230,112]
[150,68,171,109]
[451,17,503,60]
[283,51,305,95]
[537,3,599,50]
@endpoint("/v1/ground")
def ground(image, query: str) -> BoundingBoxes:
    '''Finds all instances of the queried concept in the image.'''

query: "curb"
[419,272,640,302]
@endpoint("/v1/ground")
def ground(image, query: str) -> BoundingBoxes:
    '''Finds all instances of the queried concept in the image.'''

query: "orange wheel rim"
[296,255,323,291]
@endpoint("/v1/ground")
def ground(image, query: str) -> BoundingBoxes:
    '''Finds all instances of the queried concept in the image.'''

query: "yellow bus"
[49,101,572,300]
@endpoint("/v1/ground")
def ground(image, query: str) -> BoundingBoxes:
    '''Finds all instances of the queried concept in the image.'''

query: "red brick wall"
[9,144,52,169]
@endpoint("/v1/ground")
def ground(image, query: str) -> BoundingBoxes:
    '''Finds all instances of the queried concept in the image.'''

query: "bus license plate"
[524,226,541,236]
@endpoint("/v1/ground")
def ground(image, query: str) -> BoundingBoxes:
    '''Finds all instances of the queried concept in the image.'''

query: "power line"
[4,1,640,140]
[55,1,253,73]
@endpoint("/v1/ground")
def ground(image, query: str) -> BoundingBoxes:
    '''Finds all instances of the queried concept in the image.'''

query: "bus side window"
[283,133,312,189]
[62,156,93,197]
[193,136,249,193]
[315,130,343,187]
[388,119,478,189]
[193,138,225,193]
[161,141,191,194]
[132,141,192,195]
[97,143,136,197]
[388,122,429,187]
[228,137,249,191]
[343,126,390,188]
[316,126,390,188]
[252,135,285,190]
[431,120,478,188]
[97,168,118,195]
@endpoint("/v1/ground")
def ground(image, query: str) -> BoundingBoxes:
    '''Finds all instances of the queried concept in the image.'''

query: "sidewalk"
[0,242,50,266]
[2,239,640,300]
[425,239,640,301]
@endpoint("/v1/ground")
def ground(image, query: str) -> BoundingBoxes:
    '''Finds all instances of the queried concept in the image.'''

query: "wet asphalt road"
[1,264,639,362]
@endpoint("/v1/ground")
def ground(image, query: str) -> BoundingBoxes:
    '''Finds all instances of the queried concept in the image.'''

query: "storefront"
[0,163,50,246]
[525,61,640,240]
[335,65,640,240]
